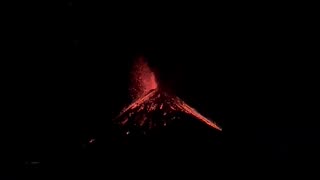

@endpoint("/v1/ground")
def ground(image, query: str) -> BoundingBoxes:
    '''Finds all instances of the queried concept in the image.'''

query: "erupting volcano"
[113,57,222,132]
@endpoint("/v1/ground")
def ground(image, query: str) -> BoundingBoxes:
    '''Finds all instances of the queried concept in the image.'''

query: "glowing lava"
[130,57,157,100]
[114,56,222,132]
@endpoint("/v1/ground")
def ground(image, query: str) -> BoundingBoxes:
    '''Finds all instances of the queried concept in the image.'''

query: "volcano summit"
[113,57,222,133]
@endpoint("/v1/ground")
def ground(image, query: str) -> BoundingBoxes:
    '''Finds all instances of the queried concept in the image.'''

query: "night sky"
[3,2,318,178]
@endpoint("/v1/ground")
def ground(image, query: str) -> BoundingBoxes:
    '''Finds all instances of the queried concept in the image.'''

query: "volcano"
[113,57,221,133]
[114,88,221,132]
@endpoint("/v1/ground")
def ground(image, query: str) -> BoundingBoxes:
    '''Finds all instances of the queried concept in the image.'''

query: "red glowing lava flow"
[114,56,221,131]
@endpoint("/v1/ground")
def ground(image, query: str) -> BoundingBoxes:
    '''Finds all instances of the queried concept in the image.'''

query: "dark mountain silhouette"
[113,88,221,135]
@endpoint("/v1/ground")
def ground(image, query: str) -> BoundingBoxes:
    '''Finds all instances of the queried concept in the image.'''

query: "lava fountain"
[129,57,157,100]
[114,56,222,132]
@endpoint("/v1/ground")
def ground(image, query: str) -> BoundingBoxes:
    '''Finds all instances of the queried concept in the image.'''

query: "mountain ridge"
[113,88,222,134]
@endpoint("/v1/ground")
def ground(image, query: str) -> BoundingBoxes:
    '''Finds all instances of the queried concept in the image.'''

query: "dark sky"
[3,1,318,178]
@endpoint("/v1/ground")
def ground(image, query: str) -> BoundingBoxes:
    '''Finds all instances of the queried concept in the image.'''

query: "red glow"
[114,57,222,132]
[130,57,157,100]
[115,89,222,131]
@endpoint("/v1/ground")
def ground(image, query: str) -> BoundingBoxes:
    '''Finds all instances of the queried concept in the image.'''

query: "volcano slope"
[113,88,221,135]
[78,58,224,178]
[112,56,221,143]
